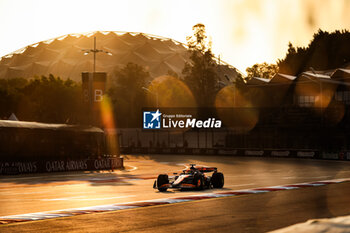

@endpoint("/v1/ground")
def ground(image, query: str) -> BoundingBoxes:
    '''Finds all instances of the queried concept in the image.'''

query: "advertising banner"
[0,157,123,175]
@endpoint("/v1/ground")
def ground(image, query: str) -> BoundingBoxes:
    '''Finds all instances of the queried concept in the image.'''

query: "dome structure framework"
[0,31,240,82]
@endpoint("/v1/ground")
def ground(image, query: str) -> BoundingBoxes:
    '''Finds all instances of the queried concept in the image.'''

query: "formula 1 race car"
[153,164,224,192]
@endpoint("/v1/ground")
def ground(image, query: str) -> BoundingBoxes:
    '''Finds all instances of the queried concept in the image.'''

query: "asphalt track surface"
[0,155,349,232]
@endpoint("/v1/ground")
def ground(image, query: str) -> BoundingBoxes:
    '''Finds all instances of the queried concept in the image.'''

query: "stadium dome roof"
[0,31,241,82]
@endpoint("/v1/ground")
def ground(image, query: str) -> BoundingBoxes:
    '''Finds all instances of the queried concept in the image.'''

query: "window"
[297,95,316,107]
[335,91,350,105]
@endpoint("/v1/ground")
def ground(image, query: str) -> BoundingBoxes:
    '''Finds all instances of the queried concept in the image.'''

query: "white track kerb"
[0,178,349,225]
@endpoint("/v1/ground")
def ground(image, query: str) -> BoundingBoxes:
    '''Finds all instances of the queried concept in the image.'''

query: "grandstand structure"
[0,31,241,83]
[243,64,350,108]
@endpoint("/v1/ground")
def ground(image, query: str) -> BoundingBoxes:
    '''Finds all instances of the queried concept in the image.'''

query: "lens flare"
[100,95,119,156]
[146,75,197,134]
[268,74,296,106]
[294,77,337,110]
[323,100,345,125]
[147,75,197,108]
[215,85,258,131]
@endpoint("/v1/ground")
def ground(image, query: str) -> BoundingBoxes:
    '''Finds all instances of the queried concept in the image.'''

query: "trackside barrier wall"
[120,147,350,161]
[0,157,123,175]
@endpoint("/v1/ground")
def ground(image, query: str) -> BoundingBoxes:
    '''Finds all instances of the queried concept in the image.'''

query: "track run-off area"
[0,155,349,232]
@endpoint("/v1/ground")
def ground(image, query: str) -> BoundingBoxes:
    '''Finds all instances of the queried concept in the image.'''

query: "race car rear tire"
[212,172,224,188]
[157,174,169,192]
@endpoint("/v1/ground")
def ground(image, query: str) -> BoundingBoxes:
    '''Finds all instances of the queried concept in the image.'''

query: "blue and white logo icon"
[143,109,162,129]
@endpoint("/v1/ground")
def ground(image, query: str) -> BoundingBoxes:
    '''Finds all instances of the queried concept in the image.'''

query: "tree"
[278,29,350,75]
[0,78,28,119]
[21,74,84,123]
[108,62,150,127]
[182,23,219,107]
[245,62,279,80]
[0,75,84,123]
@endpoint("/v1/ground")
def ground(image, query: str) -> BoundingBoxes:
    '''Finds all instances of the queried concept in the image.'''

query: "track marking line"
[0,172,119,182]
[124,166,138,172]
[40,196,87,201]
[0,174,158,189]
[225,183,256,187]
[0,178,349,225]
[282,176,332,179]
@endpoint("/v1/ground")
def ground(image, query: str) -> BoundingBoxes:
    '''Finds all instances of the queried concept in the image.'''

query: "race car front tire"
[193,174,204,190]
[212,172,224,188]
[157,174,169,192]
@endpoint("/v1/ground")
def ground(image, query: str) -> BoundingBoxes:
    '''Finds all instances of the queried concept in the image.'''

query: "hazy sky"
[0,0,349,73]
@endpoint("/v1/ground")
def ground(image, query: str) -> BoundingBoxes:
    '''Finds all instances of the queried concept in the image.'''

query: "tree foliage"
[0,75,84,123]
[182,23,219,107]
[278,29,350,75]
[0,78,27,118]
[246,62,279,80]
[108,62,149,127]
[0,63,151,127]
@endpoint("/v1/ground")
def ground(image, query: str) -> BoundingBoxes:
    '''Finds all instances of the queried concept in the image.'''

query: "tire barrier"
[0,157,123,175]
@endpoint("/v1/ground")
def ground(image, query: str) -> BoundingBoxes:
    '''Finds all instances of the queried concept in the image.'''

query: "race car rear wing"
[183,166,217,173]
